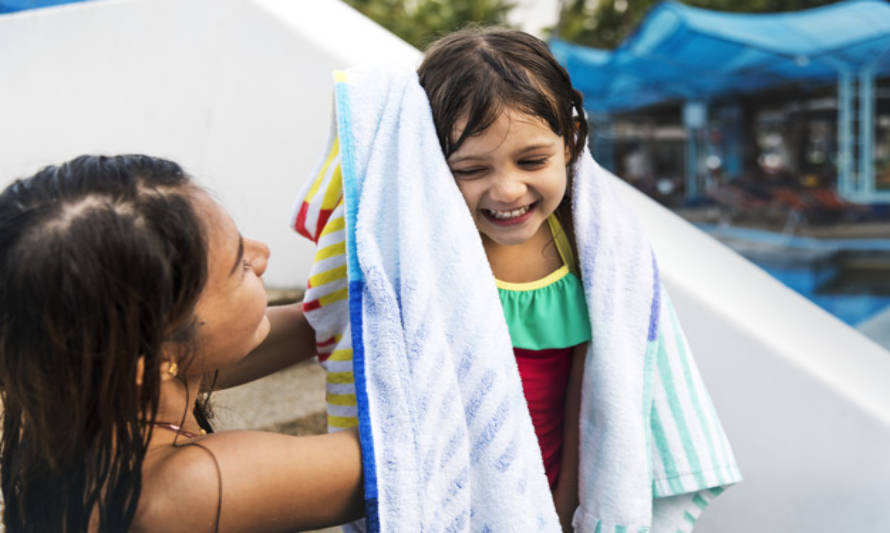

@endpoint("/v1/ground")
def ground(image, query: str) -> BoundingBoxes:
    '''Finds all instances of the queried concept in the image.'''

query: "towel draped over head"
[293,65,741,533]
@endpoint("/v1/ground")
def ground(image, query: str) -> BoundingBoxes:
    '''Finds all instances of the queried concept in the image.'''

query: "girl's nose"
[246,239,270,277]
[489,174,527,203]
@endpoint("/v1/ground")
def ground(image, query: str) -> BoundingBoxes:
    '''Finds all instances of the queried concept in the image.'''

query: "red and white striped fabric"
[291,137,357,432]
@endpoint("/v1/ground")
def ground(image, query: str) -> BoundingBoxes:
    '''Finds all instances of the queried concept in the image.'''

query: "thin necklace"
[152,421,206,439]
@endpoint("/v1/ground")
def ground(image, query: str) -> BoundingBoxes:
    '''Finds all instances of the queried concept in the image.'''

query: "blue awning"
[0,0,90,14]
[552,0,890,112]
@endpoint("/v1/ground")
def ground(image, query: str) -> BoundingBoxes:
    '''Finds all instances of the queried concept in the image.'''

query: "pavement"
[213,359,327,435]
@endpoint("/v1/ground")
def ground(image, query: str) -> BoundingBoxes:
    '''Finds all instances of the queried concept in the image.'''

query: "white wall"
[0,0,419,288]
[507,0,560,38]
[619,179,890,532]
[3,1,890,530]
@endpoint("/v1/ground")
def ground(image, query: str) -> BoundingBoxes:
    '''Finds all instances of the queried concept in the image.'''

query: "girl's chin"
[480,225,541,247]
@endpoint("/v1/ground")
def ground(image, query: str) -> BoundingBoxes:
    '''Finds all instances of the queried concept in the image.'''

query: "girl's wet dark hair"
[0,155,209,532]
[417,27,588,163]
[418,27,589,261]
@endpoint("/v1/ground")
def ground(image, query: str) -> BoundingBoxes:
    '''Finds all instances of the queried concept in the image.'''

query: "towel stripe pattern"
[294,68,741,533]
[292,137,358,433]
[646,286,742,532]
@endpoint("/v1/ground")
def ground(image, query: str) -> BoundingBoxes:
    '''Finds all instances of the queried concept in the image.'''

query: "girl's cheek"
[456,185,476,208]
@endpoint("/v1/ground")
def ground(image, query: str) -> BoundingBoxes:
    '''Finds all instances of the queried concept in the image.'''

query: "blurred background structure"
[554,1,890,332]
[2,1,890,532]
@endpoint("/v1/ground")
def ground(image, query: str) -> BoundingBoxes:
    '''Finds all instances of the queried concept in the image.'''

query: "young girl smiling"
[418,28,738,531]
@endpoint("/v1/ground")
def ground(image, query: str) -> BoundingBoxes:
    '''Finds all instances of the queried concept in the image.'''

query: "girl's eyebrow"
[447,154,485,164]
[515,142,558,154]
[229,235,244,275]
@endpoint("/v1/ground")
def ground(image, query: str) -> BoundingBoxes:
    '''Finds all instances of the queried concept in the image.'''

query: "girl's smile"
[482,200,538,225]
[447,109,569,249]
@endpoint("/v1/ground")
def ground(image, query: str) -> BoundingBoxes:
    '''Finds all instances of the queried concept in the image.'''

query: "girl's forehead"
[450,110,561,159]
[453,107,552,142]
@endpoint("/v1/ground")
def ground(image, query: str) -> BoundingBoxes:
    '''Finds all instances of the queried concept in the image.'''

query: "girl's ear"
[567,118,583,161]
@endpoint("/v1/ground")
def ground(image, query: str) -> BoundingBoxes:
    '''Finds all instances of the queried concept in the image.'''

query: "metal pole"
[859,66,875,200]
[683,101,706,201]
[837,68,854,197]
[591,112,615,172]
[686,129,698,200]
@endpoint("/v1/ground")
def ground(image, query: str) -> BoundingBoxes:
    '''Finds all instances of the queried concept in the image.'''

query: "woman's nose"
[246,239,270,277]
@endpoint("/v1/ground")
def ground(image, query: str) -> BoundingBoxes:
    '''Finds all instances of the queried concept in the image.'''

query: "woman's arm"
[146,428,364,532]
[213,302,318,390]
[554,342,586,532]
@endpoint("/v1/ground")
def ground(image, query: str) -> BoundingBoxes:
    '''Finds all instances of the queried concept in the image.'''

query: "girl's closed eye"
[451,167,486,178]
[519,157,549,169]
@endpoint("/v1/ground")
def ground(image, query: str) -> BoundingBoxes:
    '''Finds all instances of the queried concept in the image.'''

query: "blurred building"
[553,0,890,209]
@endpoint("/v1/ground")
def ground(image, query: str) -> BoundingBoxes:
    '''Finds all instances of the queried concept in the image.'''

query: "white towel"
[302,65,741,533]
[572,153,742,532]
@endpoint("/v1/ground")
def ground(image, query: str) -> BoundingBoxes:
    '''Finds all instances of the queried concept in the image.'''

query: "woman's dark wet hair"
[0,155,209,532]
[418,27,589,261]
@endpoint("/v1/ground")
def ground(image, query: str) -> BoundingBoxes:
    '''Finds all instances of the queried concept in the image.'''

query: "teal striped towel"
[572,152,742,532]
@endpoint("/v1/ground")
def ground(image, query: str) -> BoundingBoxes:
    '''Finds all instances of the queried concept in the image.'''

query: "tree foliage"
[343,0,516,50]
[556,0,841,49]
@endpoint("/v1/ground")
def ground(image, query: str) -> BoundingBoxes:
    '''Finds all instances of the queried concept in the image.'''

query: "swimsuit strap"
[152,421,205,439]
[547,215,578,276]
[150,422,221,532]
[175,441,223,533]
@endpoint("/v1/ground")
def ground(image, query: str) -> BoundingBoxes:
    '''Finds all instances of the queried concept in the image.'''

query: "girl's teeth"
[488,205,530,219]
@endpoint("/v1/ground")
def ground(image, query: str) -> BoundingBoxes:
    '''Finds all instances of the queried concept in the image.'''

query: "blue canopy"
[0,0,90,14]
[552,0,890,112]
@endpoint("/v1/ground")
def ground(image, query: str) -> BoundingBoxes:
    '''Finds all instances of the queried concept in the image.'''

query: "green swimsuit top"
[496,216,592,350]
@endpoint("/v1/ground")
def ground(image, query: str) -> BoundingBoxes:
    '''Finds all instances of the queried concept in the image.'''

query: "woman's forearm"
[554,342,586,531]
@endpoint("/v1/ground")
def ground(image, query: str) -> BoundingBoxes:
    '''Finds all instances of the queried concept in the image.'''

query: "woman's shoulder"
[135,431,287,532]
[135,429,363,532]
[133,438,224,532]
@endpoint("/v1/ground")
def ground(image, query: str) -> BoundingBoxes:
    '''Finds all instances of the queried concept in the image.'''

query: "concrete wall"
[621,179,890,532]
[507,0,560,38]
[0,0,419,288]
[2,1,889,530]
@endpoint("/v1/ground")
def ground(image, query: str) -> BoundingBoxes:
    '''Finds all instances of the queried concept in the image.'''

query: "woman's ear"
[160,359,179,382]
[135,356,145,386]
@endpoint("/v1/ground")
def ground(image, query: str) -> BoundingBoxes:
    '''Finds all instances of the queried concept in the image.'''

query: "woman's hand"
[553,484,577,532]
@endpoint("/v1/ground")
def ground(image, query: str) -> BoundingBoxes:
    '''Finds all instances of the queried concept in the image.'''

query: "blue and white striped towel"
[572,152,742,532]
[311,65,740,532]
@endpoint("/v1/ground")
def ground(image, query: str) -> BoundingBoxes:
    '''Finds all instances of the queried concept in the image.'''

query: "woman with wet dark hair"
[0,154,363,532]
